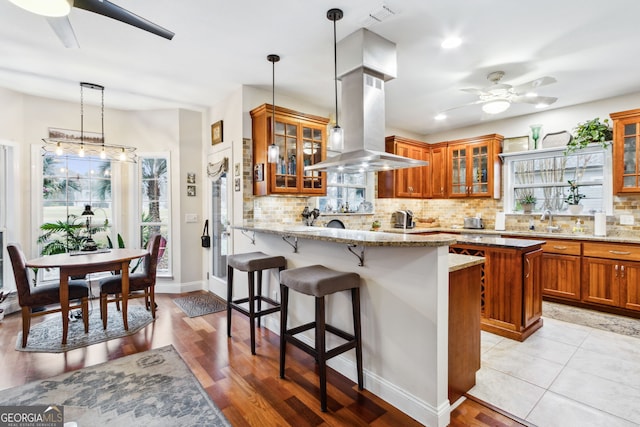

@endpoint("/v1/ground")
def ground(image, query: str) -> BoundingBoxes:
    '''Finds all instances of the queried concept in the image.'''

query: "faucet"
[540,209,558,232]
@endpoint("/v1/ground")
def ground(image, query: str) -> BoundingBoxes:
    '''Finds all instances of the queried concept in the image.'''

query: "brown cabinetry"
[540,239,582,300]
[429,142,448,198]
[450,242,543,341]
[583,242,640,312]
[378,136,429,198]
[251,104,328,196]
[447,134,502,198]
[611,108,640,193]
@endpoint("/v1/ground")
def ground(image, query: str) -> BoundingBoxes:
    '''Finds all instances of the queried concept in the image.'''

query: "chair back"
[7,243,33,306]
[142,234,162,282]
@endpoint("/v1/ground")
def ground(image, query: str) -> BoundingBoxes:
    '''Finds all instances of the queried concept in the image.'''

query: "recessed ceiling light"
[435,113,447,120]
[441,37,462,49]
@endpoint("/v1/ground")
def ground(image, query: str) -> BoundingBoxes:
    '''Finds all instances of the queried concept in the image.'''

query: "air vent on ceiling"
[361,4,396,27]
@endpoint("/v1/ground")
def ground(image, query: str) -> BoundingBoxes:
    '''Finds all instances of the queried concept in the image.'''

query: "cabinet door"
[271,118,299,193]
[301,125,325,193]
[430,144,447,198]
[541,253,581,300]
[621,262,640,311]
[582,257,620,306]
[448,143,468,197]
[395,142,426,197]
[612,110,640,193]
[470,143,490,196]
[523,249,543,328]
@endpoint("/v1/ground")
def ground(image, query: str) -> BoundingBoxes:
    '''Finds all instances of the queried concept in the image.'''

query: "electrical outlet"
[620,214,635,225]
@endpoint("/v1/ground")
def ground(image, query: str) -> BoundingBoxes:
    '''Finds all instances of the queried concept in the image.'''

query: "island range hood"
[305,28,428,173]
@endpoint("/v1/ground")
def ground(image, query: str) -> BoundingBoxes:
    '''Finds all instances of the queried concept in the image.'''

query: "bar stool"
[279,264,363,412]
[227,251,286,355]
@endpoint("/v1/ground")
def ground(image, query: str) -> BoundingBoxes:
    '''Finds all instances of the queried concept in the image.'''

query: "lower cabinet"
[582,242,640,313]
[541,240,582,300]
[450,244,543,341]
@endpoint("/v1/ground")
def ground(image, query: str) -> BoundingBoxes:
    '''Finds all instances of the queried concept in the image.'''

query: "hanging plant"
[565,118,613,154]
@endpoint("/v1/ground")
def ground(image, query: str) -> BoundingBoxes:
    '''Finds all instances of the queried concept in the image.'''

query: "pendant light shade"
[327,8,344,152]
[267,54,280,163]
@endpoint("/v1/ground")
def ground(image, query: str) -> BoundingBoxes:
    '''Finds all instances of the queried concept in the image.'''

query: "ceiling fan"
[8,0,175,48]
[451,71,558,115]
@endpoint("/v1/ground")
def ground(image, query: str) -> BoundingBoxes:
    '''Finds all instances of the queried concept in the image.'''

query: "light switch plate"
[620,214,634,225]
[185,213,198,223]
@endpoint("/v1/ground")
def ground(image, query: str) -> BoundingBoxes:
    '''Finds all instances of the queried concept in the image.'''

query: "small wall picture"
[187,185,196,197]
[187,172,196,184]
[234,177,241,192]
[234,162,240,177]
[211,120,223,145]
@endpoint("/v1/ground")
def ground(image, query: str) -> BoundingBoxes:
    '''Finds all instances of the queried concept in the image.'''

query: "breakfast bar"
[235,225,476,427]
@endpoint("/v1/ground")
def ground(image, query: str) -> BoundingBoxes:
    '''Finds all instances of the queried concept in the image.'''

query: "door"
[208,149,232,296]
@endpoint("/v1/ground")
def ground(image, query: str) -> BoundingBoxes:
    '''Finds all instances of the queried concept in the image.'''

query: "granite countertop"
[385,226,640,245]
[235,225,456,248]
[442,233,545,249]
[449,253,485,272]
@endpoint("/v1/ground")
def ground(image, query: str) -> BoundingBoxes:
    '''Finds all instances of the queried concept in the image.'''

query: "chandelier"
[42,82,137,162]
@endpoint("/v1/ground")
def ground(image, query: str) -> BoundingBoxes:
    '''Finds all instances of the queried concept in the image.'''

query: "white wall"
[425,92,640,143]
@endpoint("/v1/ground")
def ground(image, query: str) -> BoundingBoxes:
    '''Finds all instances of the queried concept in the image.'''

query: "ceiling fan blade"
[512,95,558,105]
[442,99,488,112]
[73,0,175,40]
[512,76,556,93]
[47,16,80,48]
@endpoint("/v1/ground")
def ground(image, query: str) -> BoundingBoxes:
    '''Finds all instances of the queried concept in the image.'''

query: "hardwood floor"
[0,292,526,426]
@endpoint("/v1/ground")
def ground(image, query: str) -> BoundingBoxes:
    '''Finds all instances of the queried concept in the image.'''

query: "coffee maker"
[394,210,414,229]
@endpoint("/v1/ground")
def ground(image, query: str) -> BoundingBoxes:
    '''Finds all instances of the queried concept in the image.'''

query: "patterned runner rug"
[15,305,154,353]
[0,345,231,426]
[543,301,640,338]
[173,292,227,318]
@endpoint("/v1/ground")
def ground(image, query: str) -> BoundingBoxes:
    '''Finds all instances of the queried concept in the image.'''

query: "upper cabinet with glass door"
[611,108,640,193]
[447,134,502,198]
[251,104,328,196]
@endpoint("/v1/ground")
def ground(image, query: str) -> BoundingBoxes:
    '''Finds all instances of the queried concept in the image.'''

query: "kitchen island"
[233,225,474,427]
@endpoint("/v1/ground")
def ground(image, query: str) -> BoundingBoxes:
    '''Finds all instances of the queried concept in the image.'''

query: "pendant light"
[327,8,344,152]
[267,54,280,163]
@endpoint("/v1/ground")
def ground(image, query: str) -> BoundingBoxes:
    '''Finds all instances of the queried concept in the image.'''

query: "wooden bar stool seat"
[279,264,363,412]
[227,251,286,355]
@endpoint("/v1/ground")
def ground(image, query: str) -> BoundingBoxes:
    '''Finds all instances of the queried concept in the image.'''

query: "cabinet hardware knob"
[621,265,625,278]
[609,250,632,255]
[615,264,619,277]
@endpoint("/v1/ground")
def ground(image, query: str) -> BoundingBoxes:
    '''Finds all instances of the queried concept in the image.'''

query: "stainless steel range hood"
[305,28,428,173]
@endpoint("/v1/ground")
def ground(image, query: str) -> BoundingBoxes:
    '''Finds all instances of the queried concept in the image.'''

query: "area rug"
[0,345,231,426]
[173,292,226,318]
[16,305,154,353]
[543,301,640,338]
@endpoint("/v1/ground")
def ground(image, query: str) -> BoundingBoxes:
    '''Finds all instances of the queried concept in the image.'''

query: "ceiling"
[1,0,639,136]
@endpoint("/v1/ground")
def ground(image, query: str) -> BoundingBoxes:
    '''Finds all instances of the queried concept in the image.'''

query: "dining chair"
[7,243,89,348]
[98,233,162,329]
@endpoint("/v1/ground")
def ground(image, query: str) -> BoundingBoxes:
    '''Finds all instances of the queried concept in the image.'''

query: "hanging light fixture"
[267,54,280,163]
[8,0,71,17]
[482,99,511,115]
[327,8,344,152]
[42,82,137,162]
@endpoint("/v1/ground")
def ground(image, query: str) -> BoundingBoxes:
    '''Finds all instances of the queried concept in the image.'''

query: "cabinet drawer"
[583,242,640,262]
[542,240,581,256]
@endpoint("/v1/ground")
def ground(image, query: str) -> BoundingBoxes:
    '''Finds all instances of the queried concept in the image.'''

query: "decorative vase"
[530,124,543,150]
[522,203,534,214]
[568,204,583,215]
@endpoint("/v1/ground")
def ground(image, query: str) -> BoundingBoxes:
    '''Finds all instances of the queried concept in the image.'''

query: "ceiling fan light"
[482,100,510,114]
[434,113,447,121]
[9,0,72,17]
[535,102,549,109]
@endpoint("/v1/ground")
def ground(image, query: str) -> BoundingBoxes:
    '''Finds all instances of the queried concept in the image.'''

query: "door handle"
[609,250,631,255]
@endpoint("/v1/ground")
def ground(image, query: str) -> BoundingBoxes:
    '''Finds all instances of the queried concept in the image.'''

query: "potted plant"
[371,220,381,231]
[565,117,613,154]
[564,180,585,214]
[519,194,537,213]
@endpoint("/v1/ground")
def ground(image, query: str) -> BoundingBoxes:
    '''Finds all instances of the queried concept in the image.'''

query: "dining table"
[26,248,148,345]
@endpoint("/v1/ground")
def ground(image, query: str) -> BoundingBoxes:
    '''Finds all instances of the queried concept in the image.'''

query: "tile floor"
[469,316,640,427]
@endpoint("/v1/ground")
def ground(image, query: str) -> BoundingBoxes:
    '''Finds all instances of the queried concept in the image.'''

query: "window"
[39,153,113,281]
[501,145,613,215]
[317,171,373,213]
[138,155,171,276]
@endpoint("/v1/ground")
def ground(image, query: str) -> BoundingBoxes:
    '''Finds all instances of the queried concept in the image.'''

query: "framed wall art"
[187,172,196,184]
[187,185,196,197]
[211,120,223,145]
